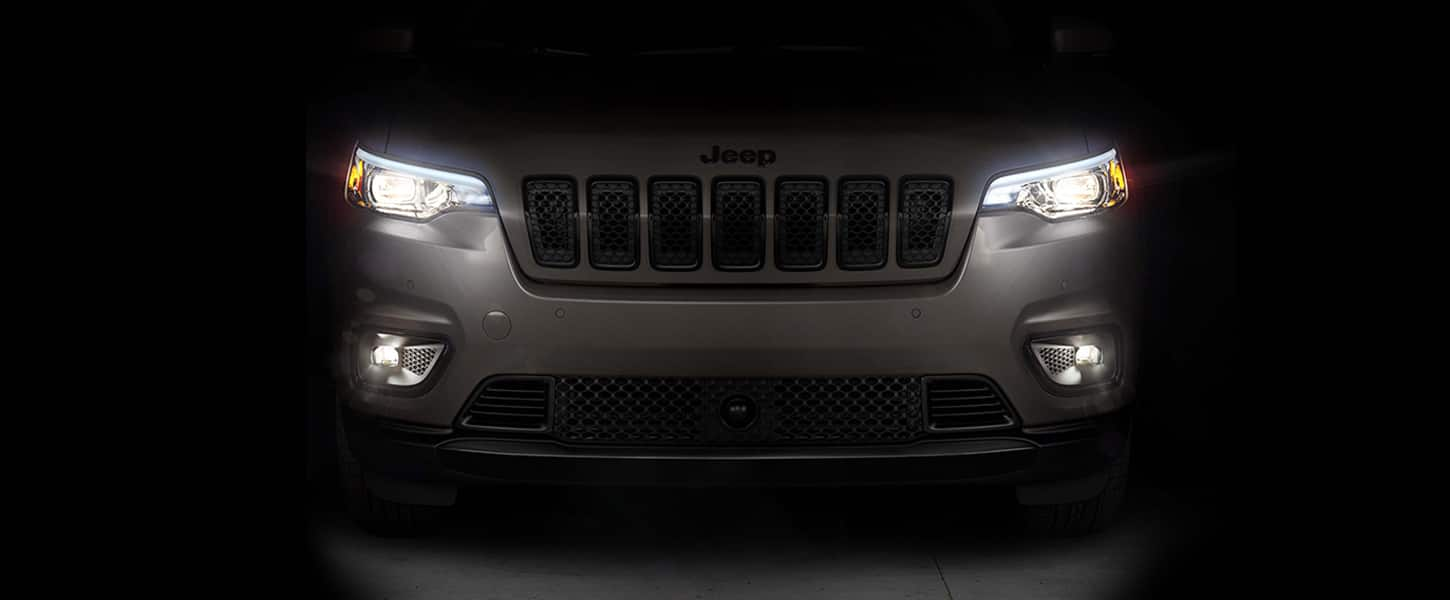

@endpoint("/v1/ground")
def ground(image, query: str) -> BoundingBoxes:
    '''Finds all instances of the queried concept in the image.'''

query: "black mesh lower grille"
[837,179,889,270]
[898,179,952,268]
[711,179,765,270]
[523,179,578,268]
[925,376,1014,431]
[775,179,828,270]
[648,179,702,269]
[552,376,926,445]
[587,179,639,269]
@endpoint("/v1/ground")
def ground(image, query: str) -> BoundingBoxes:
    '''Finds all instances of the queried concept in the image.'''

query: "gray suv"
[331,29,1141,537]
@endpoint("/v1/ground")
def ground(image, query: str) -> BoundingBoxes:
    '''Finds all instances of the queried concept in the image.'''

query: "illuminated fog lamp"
[371,345,401,368]
[1074,344,1103,366]
[1029,332,1117,389]
[359,332,447,389]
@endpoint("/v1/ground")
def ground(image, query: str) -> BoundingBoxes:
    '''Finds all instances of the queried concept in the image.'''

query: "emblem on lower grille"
[720,395,758,430]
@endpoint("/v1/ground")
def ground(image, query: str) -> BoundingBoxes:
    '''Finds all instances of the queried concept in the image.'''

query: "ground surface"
[306,479,1208,599]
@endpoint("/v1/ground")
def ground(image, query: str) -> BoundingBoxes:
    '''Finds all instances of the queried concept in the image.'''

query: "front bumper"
[342,406,1132,487]
[336,204,1140,430]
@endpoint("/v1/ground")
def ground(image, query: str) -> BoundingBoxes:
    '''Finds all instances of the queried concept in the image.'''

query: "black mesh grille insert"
[587,179,639,269]
[523,179,579,268]
[552,377,925,445]
[898,179,952,268]
[711,179,765,270]
[461,377,550,431]
[775,179,828,270]
[648,179,702,269]
[925,376,1014,431]
[837,179,889,270]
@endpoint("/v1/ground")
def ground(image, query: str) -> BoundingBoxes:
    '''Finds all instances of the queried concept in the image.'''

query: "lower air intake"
[925,376,1015,431]
[460,377,550,431]
[552,376,925,445]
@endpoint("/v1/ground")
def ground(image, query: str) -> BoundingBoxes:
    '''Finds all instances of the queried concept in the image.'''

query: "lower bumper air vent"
[925,376,1015,431]
[552,376,925,445]
[461,377,550,431]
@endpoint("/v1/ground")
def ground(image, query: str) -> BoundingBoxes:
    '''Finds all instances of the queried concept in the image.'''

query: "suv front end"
[332,109,1141,535]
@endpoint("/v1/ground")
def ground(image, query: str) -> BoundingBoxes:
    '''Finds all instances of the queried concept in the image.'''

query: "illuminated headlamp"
[345,146,494,220]
[983,149,1128,220]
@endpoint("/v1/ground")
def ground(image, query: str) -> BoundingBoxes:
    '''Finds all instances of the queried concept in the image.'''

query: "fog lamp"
[1075,344,1103,366]
[371,345,400,367]
[360,332,447,388]
[1029,332,1117,388]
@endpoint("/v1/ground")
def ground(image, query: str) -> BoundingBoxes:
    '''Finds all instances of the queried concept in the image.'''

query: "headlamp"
[983,149,1128,220]
[345,146,494,220]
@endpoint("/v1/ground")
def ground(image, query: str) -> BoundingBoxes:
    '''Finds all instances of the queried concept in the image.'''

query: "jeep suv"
[329,16,1141,536]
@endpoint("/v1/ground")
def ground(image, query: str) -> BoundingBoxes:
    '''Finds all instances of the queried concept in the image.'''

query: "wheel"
[336,411,441,536]
[1019,437,1131,537]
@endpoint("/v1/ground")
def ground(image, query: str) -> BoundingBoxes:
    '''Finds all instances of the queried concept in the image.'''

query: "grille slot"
[552,376,924,445]
[837,179,889,270]
[461,377,550,431]
[775,179,828,270]
[925,377,1015,431]
[587,179,639,269]
[711,179,766,270]
[897,179,952,268]
[648,179,702,270]
[523,179,579,268]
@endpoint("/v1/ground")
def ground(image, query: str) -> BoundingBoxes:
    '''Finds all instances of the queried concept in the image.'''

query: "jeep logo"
[700,145,776,167]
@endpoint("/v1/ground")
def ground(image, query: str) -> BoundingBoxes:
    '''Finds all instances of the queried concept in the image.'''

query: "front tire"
[336,412,441,536]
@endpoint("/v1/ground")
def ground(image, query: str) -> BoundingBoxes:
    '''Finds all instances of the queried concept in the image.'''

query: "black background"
[305,3,1245,597]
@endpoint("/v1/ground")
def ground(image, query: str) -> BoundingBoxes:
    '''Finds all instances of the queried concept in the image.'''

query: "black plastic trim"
[646,176,704,271]
[835,176,890,271]
[455,375,554,433]
[896,176,954,269]
[773,176,830,272]
[521,175,580,268]
[585,176,641,271]
[710,176,767,272]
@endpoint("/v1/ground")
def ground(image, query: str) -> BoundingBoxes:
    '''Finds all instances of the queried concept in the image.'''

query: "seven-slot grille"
[711,179,766,270]
[461,377,550,431]
[523,176,957,273]
[775,179,828,270]
[897,179,952,267]
[925,376,1015,431]
[587,179,639,269]
[836,179,890,270]
[649,179,703,269]
[523,179,579,268]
